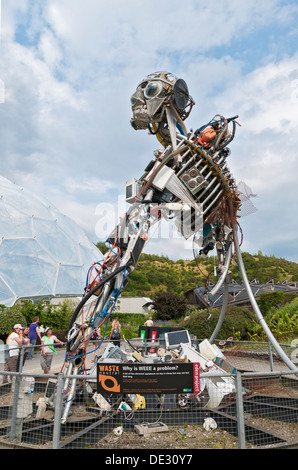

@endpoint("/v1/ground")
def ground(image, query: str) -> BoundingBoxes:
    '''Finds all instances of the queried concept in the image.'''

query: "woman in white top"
[3,324,23,384]
[40,327,63,374]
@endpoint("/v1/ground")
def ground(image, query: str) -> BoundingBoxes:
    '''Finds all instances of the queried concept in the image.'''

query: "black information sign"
[97,362,200,395]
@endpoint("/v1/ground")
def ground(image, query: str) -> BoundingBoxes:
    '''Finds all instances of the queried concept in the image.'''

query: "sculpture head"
[130,72,194,141]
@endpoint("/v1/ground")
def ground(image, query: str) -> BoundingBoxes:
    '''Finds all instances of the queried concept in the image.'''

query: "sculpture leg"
[209,244,232,297]
[61,366,79,424]
[234,229,298,372]
[209,280,229,344]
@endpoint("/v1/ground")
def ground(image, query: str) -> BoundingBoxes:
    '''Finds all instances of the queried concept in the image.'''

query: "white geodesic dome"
[0,176,102,306]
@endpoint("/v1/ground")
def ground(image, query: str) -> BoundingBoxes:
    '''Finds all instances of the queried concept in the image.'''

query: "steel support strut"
[234,228,298,372]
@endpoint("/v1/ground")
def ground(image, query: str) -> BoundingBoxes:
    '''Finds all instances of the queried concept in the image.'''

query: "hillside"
[120,251,298,299]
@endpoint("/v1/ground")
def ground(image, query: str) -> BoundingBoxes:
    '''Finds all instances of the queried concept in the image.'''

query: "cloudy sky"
[0,0,298,262]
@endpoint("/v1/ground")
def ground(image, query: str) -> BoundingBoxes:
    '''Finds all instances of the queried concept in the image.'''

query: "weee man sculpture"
[60,71,297,422]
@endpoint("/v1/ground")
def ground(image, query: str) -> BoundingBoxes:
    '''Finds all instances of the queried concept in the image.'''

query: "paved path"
[0,343,99,379]
[1,342,295,378]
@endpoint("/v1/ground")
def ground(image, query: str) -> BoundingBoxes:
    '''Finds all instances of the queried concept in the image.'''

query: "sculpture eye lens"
[173,79,189,110]
[144,81,163,99]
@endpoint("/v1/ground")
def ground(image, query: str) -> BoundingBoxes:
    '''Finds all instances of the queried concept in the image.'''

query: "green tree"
[257,291,286,315]
[17,301,45,326]
[0,306,27,339]
[151,292,188,321]
[182,305,255,340]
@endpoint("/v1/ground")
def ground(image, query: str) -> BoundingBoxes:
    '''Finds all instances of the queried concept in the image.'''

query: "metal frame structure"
[57,71,297,422]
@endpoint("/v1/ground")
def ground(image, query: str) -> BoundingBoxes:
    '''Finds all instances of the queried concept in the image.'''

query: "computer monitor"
[164,329,191,349]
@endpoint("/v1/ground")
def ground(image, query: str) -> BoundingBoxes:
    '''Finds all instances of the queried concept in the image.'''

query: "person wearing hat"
[40,327,63,374]
[2,324,24,384]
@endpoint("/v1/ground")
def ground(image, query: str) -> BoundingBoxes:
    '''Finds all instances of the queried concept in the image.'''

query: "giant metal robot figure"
[61,71,297,422]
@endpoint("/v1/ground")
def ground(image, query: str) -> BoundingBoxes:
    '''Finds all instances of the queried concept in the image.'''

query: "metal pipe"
[63,362,73,392]
[235,371,246,449]
[209,281,229,343]
[9,373,21,441]
[268,343,274,372]
[53,373,64,449]
[209,244,232,296]
[202,182,221,206]
[61,366,79,424]
[204,157,226,180]
[203,189,223,215]
[234,229,298,372]
[200,176,218,195]
[177,157,203,177]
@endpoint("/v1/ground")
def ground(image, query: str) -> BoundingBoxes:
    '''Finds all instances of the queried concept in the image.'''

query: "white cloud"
[0,0,298,263]
[63,176,115,194]
[219,57,298,132]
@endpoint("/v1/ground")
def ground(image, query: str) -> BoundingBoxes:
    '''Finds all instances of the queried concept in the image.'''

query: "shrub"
[12,300,77,331]
[40,300,77,330]
[248,296,298,341]
[257,291,286,315]
[181,305,255,340]
[151,292,188,321]
[16,301,45,326]
[0,306,27,340]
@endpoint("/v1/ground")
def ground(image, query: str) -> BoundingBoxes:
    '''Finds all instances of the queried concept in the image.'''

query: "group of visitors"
[2,317,63,383]
[2,315,154,383]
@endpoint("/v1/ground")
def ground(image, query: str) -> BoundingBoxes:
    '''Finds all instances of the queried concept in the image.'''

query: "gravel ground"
[95,424,242,450]
[246,416,298,447]
[93,415,298,450]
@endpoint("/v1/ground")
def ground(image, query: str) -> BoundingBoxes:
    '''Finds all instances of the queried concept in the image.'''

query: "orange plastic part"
[197,127,217,147]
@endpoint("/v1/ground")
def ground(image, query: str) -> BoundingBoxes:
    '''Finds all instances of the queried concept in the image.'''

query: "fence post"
[268,342,274,371]
[52,373,64,449]
[235,371,246,449]
[9,374,21,441]
[9,347,25,441]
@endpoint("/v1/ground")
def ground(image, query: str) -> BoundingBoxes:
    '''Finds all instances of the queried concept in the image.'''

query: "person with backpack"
[91,327,102,362]
[110,318,121,348]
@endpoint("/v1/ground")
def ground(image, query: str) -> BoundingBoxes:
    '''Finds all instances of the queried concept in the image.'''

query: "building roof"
[185,279,298,309]
[115,296,153,314]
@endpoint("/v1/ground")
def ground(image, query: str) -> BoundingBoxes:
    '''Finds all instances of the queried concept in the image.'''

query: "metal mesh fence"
[0,373,55,448]
[0,342,298,450]
[212,339,296,373]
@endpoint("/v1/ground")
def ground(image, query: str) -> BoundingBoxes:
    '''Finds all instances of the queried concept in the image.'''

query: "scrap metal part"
[134,422,169,437]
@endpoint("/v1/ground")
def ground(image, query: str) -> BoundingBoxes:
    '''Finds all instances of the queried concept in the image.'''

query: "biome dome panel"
[0,176,102,306]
